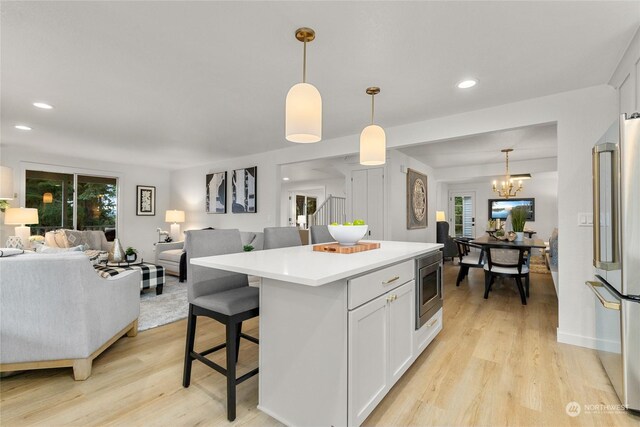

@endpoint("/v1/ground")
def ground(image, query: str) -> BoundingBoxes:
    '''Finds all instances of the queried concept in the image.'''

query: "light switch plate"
[578,212,593,226]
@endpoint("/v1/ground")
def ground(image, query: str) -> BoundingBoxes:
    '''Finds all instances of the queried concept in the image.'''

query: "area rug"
[138,276,188,331]
[529,255,550,275]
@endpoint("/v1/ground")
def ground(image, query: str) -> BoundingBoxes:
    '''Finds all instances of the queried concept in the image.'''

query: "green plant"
[125,246,137,256]
[243,245,254,252]
[510,207,527,232]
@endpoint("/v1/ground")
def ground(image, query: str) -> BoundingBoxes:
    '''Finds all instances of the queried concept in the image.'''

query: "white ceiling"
[398,123,558,169]
[1,1,638,169]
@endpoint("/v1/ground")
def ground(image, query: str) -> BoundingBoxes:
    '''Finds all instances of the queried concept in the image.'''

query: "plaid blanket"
[93,263,165,291]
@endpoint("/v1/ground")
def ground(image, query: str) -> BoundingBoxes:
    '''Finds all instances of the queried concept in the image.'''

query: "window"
[25,170,118,239]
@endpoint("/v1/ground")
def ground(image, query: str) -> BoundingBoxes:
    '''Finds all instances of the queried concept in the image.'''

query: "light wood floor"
[2,264,639,426]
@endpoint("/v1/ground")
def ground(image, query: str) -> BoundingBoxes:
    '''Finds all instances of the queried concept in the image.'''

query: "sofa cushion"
[158,249,183,263]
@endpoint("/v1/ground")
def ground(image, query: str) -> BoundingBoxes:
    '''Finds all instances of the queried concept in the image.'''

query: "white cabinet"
[348,280,414,426]
[348,293,388,426]
[388,281,414,383]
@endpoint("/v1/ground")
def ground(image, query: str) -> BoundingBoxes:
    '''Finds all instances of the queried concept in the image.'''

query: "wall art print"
[406,168,427,229]
[206,171,227,214]
[232,167,257,213]
[136,185,156,216]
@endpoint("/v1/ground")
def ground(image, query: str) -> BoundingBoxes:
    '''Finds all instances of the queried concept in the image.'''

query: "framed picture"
[406,168,427,229]
[232,167,257,213]
[136,185,156,216]
[206,171,227,213]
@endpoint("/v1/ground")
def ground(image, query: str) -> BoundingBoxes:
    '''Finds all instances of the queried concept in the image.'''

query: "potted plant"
[510,206,527,241]
[243,244,254,252]
[125,246,137,263]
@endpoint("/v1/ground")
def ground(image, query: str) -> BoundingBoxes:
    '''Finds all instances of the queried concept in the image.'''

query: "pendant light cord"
[302,39,307,83]
[371,94,375,125]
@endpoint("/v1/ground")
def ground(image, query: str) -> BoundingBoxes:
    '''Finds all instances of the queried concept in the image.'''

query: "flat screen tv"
[488,198,535,221]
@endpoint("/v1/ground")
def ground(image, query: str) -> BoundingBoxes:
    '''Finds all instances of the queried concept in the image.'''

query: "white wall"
[0,146,171,261]
[386,150,437,243]
[443,172,559,241]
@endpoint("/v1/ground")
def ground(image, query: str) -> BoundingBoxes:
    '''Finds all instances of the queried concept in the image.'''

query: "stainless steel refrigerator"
[588,112,639,412]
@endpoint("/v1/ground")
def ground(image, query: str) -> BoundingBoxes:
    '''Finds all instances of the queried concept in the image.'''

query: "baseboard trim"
[557,329,617,351]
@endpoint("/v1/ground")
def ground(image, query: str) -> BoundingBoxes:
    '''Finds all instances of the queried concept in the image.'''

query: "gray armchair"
[0,252,140,380]
[436,221,457,261]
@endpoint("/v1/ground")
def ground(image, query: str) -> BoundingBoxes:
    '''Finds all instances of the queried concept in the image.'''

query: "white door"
[388,281,414,384]
[348,293,389,426]
[351,168,385,240]
[449,191,476,238]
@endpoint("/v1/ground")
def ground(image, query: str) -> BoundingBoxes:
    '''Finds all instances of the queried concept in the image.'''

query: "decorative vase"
[515,232,524,241]
[108,238,125,262]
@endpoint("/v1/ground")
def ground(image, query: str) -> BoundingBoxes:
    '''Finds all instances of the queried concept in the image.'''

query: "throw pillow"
[64,230,93,249]
[0,248,25,257]
[48,230,69,248]
[5,236,24,249]
[36,244,84,253]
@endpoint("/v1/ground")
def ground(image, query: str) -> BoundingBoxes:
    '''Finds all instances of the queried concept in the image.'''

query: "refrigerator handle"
[586,281,621,311]
[592,143,620,270]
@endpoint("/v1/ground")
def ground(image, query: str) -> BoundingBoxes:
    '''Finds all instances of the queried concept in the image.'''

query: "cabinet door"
[348,293,389,426]
[388,281,415,384]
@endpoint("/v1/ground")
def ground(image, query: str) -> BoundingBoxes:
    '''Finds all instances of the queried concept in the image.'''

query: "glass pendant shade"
[359,124,386,165]
[286,82,322,143]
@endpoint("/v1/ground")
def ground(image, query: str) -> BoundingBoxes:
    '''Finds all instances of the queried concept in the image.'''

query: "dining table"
[470,234,547,262]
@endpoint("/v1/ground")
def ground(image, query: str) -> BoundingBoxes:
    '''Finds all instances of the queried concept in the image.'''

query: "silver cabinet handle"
[586,281,620,311]
[425,317,438,328]
[382,276,400,285]
[592,143,620,270]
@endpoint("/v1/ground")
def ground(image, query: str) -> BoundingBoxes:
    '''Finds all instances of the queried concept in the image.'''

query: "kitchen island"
[191,240,443,426]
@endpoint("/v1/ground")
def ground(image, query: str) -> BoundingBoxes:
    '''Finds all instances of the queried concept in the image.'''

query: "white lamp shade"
[165,210,185,223]
[5,207,39,225]
[360,124,386,165]
[297,215,306,224]
[285,83,322,143]
[0,166,14,200]
[436,211,446,222]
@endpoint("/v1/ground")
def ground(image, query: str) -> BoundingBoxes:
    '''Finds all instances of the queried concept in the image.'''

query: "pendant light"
[360,87,386,165]
[285,27,322,143]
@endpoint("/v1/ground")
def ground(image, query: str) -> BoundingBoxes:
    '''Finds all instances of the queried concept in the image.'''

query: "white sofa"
[0,252,140,380]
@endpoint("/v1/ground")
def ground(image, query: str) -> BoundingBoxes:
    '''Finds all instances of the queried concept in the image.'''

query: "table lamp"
[165,210,185,242]
[5,207,39,249]
[436,211,446,222]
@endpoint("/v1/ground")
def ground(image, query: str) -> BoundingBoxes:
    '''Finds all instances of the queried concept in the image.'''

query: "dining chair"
[263,226,302,249]
[454,238,485,286]
[182,229,259,421]
[310,225,334,244]
[483,245,530,305]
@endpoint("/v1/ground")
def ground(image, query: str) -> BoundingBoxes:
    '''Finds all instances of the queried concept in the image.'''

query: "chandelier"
[492,148,523,199]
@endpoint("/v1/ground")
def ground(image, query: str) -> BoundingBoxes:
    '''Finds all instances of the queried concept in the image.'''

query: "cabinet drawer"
[348,260,414,309]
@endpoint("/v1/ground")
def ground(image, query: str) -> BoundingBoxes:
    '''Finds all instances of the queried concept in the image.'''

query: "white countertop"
[190,241,443,286]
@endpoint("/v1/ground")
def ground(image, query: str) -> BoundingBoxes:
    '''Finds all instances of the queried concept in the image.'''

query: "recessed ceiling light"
[15,125,32,131]
[282,177,290,181]
[457,79,478,89]
[33,102,54,109]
